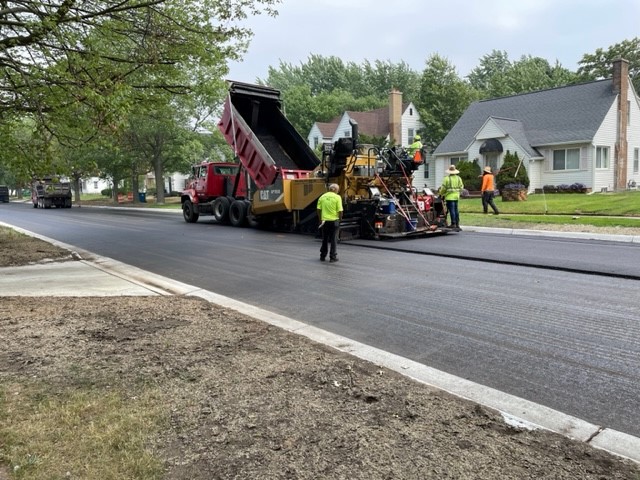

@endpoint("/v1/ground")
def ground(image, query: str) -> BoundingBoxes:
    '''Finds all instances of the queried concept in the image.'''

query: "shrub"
[502,183,526,190]
[100,188,126,197]
[457,160,482,191]
[496,150,529,191]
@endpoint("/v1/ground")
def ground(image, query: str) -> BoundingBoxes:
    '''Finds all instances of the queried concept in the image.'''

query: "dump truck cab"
[181,162,248,223]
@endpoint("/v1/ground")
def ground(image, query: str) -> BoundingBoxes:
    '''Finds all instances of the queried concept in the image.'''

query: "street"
[1,202,639,439]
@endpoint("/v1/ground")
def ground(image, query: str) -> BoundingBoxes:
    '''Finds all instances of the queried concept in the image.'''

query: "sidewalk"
[2,225,639,466]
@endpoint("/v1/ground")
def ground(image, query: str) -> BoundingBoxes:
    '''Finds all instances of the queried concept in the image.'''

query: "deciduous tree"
[578,37,640,92]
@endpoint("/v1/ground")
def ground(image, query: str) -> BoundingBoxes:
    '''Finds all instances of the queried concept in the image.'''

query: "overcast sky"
[227,0,639,84]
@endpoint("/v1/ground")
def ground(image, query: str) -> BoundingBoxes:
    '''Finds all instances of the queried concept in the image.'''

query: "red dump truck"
[180,81,448,239]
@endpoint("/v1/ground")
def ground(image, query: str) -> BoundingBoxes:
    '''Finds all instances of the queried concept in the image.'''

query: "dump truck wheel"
[213,196,231,222]
[182,200,199,223]
[229,200,248,227]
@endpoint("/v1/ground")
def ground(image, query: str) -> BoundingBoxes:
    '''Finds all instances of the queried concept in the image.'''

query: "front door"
[484,153,499,173]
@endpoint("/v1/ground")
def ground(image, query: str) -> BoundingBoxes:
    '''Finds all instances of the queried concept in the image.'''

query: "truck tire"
[229,200,248,227]
[213,196,231,223]
[182,200,200,223]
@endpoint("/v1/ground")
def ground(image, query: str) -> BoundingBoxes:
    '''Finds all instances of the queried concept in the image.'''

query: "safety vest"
[440,175,464,201]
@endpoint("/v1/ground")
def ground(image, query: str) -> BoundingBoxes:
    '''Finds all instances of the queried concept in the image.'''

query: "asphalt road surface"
[2,203,639,439]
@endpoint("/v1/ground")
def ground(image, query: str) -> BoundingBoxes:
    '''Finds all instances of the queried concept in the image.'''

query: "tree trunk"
[132,173,140,204]
[154,158,165,204]
[111,176,120,204]
[72,176,82,204]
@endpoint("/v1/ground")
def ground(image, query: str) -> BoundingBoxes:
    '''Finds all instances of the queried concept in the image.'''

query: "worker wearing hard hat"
[317,183,343,262]
[439,165,464,231]
[407,135,423,163]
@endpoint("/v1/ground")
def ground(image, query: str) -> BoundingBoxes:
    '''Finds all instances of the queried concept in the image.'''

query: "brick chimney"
[613,58,629,190]
[389,89,402,146]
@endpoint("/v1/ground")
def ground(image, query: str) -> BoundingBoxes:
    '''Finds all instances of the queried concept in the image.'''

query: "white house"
[81,177,111,194]
[433,58,640,193]
[307,89,425,152]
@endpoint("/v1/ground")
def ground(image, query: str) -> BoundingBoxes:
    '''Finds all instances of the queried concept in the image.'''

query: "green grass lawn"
[458,191,640,229]
[459,191,640,216]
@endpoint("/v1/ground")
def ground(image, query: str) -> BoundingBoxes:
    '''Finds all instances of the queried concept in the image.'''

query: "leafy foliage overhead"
[578,37,640,93]
[0,0,279,125]
[467,50,580,99]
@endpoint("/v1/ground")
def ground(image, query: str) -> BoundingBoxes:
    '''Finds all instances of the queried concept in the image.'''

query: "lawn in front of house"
[459,191,640,216]
[457,191,640,229]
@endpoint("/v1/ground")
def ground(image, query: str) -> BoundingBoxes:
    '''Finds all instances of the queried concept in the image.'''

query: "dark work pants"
[482,191,499,214]
[320,220,339,259]
[445,200,460,226]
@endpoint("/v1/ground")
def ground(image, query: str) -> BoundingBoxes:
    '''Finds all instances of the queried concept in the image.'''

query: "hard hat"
[414,134,421,141]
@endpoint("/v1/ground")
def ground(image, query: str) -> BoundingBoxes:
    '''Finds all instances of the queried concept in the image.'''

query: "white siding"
[81,177,110,194]
[333,113,354,143]
[528,160,542,191]
[401,103,424,146]
[411,152,436,191]
[627,85,640,186]
[591,99,618,191]
[307,124,325,148]
[476,119,505,140]
[539,143,593,188]
[166,172,190,193]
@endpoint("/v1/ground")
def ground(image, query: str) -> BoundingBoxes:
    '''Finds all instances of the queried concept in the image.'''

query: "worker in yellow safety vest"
[407,134,423,163]
[439,165,464,231]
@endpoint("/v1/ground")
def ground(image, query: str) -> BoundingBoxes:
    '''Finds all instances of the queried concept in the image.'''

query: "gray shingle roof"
[434,79,617,155]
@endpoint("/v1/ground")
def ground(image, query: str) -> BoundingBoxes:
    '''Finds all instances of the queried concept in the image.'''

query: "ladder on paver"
[375,149,432,230]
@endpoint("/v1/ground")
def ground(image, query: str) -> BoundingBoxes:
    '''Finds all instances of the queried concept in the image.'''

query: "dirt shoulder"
[1,227,639,479]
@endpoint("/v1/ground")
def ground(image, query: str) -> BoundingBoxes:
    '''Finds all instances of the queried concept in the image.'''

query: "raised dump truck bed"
[218,81,319,188]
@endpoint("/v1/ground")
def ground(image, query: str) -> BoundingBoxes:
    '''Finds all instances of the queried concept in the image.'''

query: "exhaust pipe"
[349,120,359,149]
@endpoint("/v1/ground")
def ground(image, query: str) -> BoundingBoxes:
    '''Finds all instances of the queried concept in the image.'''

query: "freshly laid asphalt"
[1,221,639,466]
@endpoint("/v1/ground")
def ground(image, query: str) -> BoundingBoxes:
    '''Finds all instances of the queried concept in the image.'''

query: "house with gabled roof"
[307,90,424,152]
[432,58,640,193]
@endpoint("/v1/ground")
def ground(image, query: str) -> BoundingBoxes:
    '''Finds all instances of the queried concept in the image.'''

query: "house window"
[344,130,350,137]
[313,136,319,148]
[595,146,609,169]
[93,181,98,189]
[449,156,466,166]
[409,108,414,116]
[552,148,580,170]
[634,148,639,173]
[408,128,415,144]
[423,162,429,179]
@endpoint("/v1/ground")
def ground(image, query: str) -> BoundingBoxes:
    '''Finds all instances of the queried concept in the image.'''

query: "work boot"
[329,257,339,263]
[320,255,326,262]
[455,224,462,231]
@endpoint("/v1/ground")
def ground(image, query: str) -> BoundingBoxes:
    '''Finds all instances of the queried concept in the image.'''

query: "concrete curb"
[464,225,640,243]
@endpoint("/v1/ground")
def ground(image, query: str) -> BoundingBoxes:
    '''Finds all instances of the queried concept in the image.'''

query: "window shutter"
[580,147,587,170]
